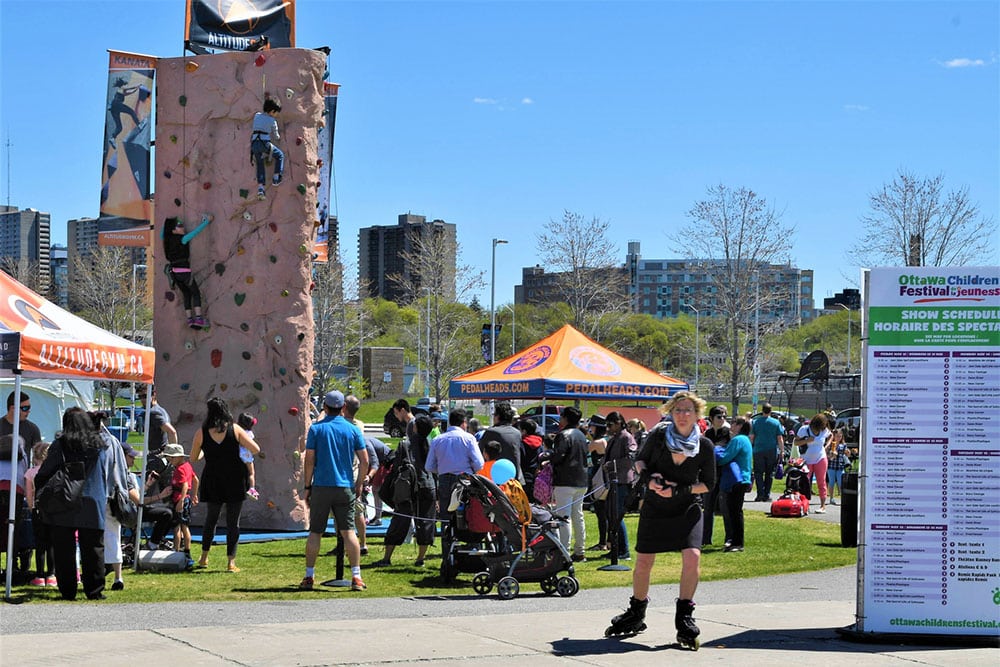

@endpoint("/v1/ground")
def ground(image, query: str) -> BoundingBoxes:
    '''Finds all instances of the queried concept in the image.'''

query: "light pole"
[424,286,432,397]
[685,303,700,394]
[836,303,852,371]
[504,303,516,356]
[490,238,508,420]
[131,263,146,426]
[753,272,761,413]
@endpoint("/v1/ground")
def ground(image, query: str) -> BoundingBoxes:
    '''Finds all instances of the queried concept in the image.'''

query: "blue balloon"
[490,458,516,486]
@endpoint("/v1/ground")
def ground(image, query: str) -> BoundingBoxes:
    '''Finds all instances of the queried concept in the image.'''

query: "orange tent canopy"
[0,271,154,383]
[450,324,687,400]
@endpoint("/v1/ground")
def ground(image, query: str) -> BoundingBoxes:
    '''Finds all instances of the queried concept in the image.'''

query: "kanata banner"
[99,50,156,248]
[185,0,295,52]
[314,82,339,263]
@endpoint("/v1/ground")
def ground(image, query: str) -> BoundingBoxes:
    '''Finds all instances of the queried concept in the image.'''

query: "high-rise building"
[358,213,457,302]
[625,242,814,324]
[0,205,51,293]
[516,241,815,326]
[50,244,69,308]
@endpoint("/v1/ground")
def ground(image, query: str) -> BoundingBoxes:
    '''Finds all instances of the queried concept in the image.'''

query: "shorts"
[172,496,192,525]
[308,486,355,535]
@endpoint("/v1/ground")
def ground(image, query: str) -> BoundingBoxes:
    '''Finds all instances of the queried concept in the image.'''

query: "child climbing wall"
[153,49,326,531]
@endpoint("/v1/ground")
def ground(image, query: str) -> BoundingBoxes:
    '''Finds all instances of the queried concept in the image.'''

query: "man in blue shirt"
[750,403,784,502]
[426,408,484,515]
[300,390,369,592]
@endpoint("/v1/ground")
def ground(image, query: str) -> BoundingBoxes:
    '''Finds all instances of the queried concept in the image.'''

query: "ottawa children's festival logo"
[898,272,1000,303]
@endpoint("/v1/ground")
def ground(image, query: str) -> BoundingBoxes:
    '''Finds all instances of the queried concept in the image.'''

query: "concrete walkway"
[2,566,995,665]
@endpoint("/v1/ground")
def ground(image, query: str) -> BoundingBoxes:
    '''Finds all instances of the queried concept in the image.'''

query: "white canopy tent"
[1,271,155,600]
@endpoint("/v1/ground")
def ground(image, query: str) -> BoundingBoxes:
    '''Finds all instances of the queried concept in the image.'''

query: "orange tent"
[0,270,154,383]
[449,324,687,400]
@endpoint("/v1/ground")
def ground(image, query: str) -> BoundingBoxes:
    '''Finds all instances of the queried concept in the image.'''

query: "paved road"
[2,566,996,665]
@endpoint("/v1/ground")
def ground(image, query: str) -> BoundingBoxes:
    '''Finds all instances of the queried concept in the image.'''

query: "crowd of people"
[3,385,853,615]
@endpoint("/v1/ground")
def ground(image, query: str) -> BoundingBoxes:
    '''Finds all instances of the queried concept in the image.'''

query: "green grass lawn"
[9,508,855,604]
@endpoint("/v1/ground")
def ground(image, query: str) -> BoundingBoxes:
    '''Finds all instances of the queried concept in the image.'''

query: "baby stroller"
[442,473,580,600]
[770,458,812,517]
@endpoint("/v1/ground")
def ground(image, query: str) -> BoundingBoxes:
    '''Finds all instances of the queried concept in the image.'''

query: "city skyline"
[1,1,997,308]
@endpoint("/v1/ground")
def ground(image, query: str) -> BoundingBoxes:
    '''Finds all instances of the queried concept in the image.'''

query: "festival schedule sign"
[859,266,1000,637]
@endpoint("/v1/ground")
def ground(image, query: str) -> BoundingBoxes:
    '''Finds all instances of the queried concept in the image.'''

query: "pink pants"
[808,457,828,503]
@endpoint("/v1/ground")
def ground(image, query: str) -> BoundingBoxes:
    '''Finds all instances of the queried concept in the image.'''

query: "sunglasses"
[20,405,31,412]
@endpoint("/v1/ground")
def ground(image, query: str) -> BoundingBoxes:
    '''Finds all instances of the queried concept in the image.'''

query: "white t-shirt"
[796,425,831,465]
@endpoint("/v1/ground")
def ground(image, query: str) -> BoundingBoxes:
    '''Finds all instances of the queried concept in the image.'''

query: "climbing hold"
[179,95,187,106]
[242,351,251,360]
[253,381,263,391]
[185,61,199,72]
[165,291,175,302]
[281,289,289,297]
[296,184,306,195]
[184,341,194,351]
[240,323,249,332]
[266,501,276,509]
[246,276,254,284]
[317,159,324,168]
[211,349,222,368]
[295,136,303,146]
[202,182,211,190]
[288,406,299,416]
[182,157,190,166]
[220,383,228,391]
[259,404,267,413]
[285,88,294,99]
[274,335,283,344]
[242,211,252,221]
[254,54,266,67]
[234,293,246,306]
[238,245,246,255]
[180,383,190,390]
[164,170,172,178]
[269,222,277,233]
[278,367,287,376]
[214,263,226,276]
[170,135,177,143]
[162,352,171,361]
[314,220,321,228]
[174,198,182,206]
[297,332,305,341]
[298,244,308,255]
[269,255,277,263]
[239,188,249,199]
[309,281,316,292]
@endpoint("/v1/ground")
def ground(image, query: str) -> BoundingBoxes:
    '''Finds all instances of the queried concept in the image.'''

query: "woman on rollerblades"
[605,391,716,650]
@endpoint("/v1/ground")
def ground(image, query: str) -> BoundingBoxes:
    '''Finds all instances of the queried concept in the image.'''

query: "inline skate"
[605,596,648,637]
[675,598,700,650]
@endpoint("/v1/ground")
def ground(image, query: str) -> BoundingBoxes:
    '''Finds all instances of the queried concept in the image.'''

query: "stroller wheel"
[556,576,580,597]
[540,574,559,595]
[497,576,519,600]
[472,572,493,595]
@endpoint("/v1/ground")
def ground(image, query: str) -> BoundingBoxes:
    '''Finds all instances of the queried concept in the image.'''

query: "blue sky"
[1,1,997,308]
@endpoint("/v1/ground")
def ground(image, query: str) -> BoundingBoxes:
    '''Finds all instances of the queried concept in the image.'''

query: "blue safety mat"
[190,517,390,544]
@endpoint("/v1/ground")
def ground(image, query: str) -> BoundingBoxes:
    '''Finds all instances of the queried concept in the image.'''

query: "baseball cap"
[323,390,345,409]
[121,442,142,459]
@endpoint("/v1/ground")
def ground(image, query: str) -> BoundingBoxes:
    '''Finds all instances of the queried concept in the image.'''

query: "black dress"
[198,425,247,504]
[634,426,716,553]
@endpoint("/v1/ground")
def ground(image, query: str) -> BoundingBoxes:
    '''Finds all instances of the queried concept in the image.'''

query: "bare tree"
[0,256,47,295]
[311,252,348,394]
[389,230,485,399]
[69,245,149,338]
[534,210,630,338]
[853,169,996,267]
[672,185,795,414]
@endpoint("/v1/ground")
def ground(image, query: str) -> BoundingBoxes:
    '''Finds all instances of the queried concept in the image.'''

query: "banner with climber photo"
[314,82,339,263]
[185,0,295,53]
[99,50,156,247]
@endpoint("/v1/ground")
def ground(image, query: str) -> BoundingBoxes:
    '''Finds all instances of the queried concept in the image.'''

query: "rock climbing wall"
[153,49,326,530]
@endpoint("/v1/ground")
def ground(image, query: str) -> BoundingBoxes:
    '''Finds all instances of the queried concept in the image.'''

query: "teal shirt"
[717,434,753,486]
[751,416,783,454]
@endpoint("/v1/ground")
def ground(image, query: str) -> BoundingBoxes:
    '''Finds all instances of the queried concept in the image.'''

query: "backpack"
[533,464,553,504]
[392,457,417,507]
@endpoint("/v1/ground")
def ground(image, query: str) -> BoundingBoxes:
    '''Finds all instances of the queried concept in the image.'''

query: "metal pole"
[130,264,145,430]
[685,304,700,393]
[506,304,516,356]
[753,273,760,413]
[425,287,431,398]
[490,239,507,421]
[836,303,852,372]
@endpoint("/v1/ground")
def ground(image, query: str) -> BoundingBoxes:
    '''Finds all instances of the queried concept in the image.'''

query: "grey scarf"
[665,422,701,458]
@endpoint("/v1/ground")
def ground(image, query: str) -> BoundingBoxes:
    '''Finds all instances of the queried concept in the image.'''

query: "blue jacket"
[716,434,752,491]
